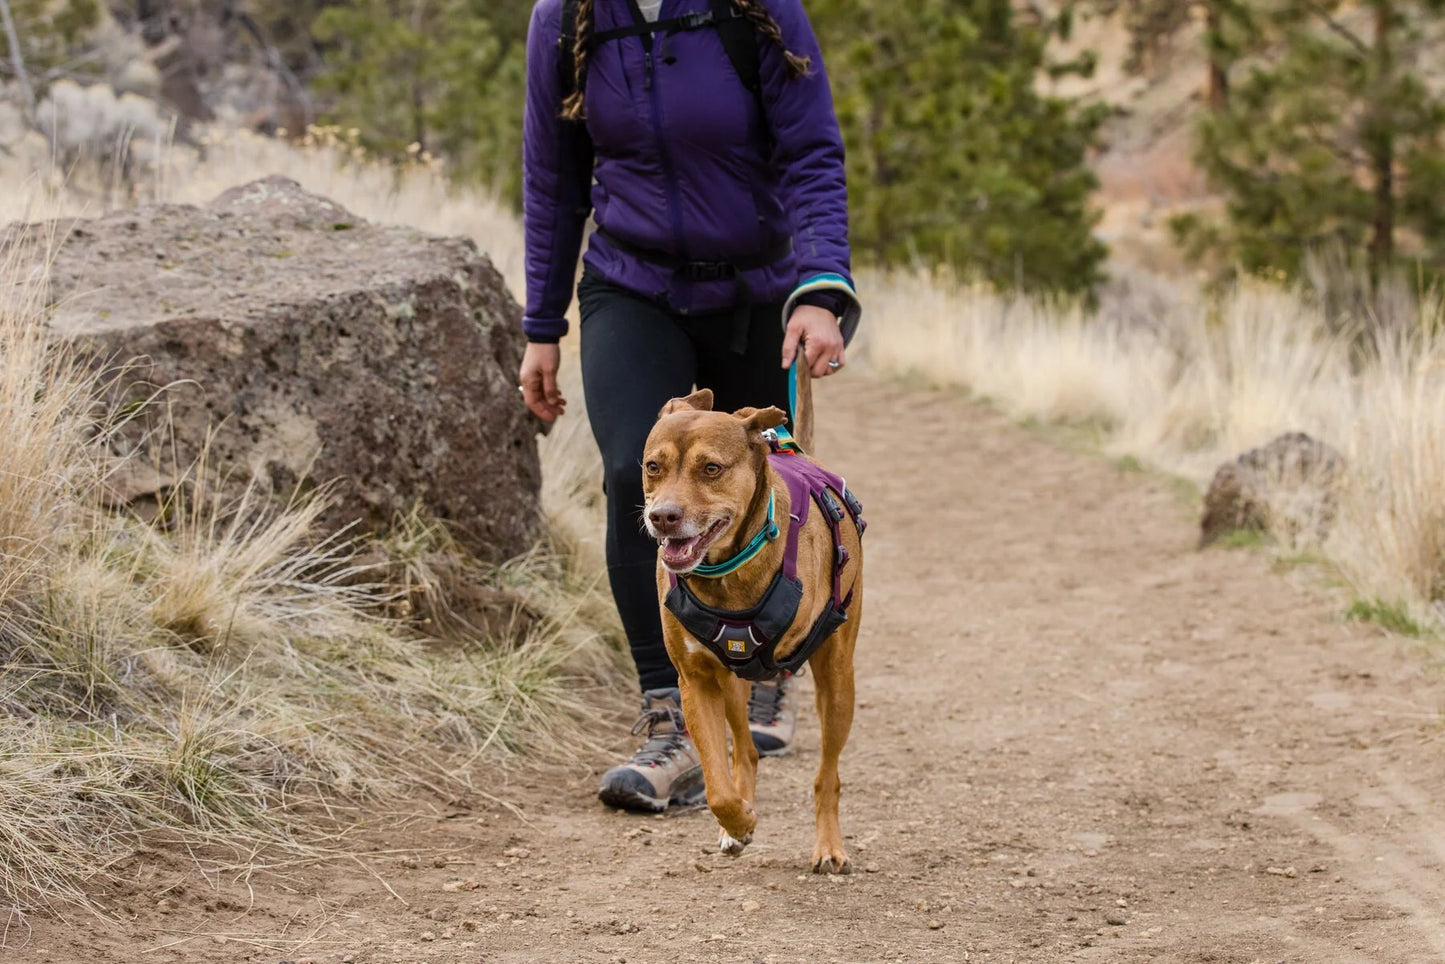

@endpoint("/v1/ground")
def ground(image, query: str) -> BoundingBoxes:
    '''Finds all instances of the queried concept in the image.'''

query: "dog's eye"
[703,463,723,477]
[645,460,661,476]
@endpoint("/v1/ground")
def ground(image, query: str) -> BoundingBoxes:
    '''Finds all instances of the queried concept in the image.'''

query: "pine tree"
[1178,0,1445,279]
[1086,0,1252,109]
[312,0,525,197]
[815,0,1108,294]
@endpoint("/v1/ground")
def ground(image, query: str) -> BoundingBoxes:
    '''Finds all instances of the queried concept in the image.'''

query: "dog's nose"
[648,503,684,531]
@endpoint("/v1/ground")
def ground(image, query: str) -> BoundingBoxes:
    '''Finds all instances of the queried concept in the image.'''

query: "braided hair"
[559,0,810,120]
[560,0,593,120]
[731,0,811,78]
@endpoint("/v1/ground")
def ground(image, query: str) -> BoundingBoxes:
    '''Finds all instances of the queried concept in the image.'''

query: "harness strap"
[663,452,865,682]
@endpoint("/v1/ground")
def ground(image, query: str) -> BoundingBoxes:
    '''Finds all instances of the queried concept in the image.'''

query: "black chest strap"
[665,573,851,683]
[558,0,762,105]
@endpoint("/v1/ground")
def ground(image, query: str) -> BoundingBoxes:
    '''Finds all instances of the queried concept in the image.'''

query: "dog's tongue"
[661,534,705,567]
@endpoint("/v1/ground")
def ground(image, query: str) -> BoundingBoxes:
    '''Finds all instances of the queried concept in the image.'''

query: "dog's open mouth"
[660,517,731,572]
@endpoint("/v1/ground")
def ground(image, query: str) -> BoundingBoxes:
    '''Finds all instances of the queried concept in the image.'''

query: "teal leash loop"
[787,356,798,428]
[690,490,780,578]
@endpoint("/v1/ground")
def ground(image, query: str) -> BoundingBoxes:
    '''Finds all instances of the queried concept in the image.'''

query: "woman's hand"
[520,342,567,422]
[781,304,846,377]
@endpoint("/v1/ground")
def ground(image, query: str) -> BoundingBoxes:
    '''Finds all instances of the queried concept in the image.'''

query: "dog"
[641,388,864,874]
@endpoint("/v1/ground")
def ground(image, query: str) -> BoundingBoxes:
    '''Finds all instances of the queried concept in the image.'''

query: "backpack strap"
[709,0,761,98]
[559,0,762,107]
[558,0,581,107]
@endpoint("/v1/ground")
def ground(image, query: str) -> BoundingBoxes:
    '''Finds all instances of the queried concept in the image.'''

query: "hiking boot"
[597,687,705,812]
[748,677,796,757]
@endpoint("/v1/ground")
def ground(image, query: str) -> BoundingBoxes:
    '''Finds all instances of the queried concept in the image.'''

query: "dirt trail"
[27,376,1445,963]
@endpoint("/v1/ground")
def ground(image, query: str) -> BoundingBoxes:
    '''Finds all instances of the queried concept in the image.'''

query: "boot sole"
[597,777,705,812]
[597,784,668,813]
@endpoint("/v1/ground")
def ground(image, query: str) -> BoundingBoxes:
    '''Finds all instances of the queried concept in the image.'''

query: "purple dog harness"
[664,435,865,682]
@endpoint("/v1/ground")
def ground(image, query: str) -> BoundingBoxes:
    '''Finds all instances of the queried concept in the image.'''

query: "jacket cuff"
[522,316,569,343]
[782,273,862,346]
[791,290,850,318]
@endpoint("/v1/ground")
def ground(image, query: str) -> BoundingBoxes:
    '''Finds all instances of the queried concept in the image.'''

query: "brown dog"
[641,388,863,874]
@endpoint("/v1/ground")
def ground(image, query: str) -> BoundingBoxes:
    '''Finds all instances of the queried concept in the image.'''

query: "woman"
[519,0,861,813]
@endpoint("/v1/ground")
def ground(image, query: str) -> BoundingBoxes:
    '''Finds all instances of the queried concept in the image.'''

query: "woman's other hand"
[520,342,567,422]
[781,304,846,377]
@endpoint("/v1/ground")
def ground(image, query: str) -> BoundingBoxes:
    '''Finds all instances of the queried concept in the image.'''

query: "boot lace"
[628,705,688,767]
[747,680,785,727]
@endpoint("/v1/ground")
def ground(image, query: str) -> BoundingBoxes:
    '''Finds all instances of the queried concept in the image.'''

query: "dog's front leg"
[723,673,759,838]
[679,671,757,853]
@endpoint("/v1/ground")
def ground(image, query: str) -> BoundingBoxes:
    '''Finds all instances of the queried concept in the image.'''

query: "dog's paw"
[811,850,851,875]
[718,829,752,856]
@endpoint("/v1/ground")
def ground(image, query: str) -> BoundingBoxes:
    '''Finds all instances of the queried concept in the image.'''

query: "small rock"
[927,920,944,931]
[462,920,479,932]
[420,931,437,942]
[504,847,531,859]
[211,936,226,945]
[694,860,712,873]
[442,928,457,939]
[401,855,421,870]
[1105,913,1127,927]
[1266,866,1298,878]
[865,863,880,874]
[433,856,450,868]
[1115,898,1128,907]
[342,956,356,964]
[741,900,761,913]
[443,878,481,892]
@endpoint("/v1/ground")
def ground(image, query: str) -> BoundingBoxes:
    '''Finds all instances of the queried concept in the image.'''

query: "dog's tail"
[789,359,815,453]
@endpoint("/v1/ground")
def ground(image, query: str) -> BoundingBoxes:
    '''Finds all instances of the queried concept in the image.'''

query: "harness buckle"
[835,545,849,568]
[678,9,714,28]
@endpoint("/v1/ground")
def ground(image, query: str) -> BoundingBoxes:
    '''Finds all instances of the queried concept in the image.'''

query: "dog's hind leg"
[679,671,758,852]
[808,620,859,874]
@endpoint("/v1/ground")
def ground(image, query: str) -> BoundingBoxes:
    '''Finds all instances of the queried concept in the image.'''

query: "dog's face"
[642,389,788,575]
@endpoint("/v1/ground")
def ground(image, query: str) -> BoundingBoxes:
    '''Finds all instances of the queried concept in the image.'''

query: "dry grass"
[855,265,1445,630]
[0,131,620,920]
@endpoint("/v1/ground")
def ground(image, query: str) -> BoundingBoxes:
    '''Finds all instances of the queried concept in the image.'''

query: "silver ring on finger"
[827,360,842,370]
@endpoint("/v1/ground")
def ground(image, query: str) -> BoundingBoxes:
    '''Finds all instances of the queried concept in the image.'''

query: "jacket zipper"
[628,0,690,275]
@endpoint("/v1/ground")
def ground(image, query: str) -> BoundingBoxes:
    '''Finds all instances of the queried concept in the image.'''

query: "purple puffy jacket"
[521,0,860,343]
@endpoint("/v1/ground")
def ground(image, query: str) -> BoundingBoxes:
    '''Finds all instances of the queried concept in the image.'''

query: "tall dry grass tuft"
[0,138,625,918]
[0,233,96,610]
[856,264,1445,628]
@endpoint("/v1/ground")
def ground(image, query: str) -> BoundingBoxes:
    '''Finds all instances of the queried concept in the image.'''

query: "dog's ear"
[733,406,788,433]
[659,388,714,417]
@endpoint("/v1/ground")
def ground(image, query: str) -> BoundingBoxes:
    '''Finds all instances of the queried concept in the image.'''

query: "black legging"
[577,271,791,693]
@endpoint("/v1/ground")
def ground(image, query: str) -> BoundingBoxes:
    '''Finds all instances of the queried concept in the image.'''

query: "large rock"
[1199,432,1346,550]
[11,176,539,561]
